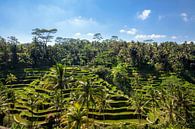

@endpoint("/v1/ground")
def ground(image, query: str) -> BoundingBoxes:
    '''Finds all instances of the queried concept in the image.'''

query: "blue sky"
[0,0,195,44]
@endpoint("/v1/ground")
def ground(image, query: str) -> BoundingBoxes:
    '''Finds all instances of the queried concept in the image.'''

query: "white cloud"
[86,33,94,36]
[127,28,137,35]
[66,16,97,26]
[181,13,188,22]
[74,32,81,37]
[54,16,107,38]
[56,16,97,28]
[171,36,177,39]
[186,41,195,44]
[138,10,151,20]
[135,34,166,39]
[119,29,125,33]
[119,28,137,35]
[181,13,187,17]
[73,32,95,39]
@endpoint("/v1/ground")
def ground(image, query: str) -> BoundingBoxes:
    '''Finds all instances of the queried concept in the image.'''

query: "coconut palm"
[43,63,67,113]
[77,78,105,128]
[60,102,91,129]
[78,79,103,110]
[129,91,148,124]
[158,88,177,125]
[175,82,194,126]
[98,92,110,114]
[144,85,160,123]
[159,76,194,126]
[43,63,66,89]
[159,76,181,124]
[97,92,110,127]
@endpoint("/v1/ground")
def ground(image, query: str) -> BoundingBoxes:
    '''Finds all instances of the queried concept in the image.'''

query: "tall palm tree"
[45,63,66,89]
[60,102,91,129]
[175,82,194,126]
[159,76,182,125]
[159,76,194,126]
[77,79,105,128]
[158,88,177,125]
[97,92,110,127]
[78,79,104,111]
[98,92,110,114]
[43,63,66,113]
[130,91,148,124]
[144,85,160,122]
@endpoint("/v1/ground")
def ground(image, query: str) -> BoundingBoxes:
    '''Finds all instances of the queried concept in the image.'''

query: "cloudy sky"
[0,0,195,44]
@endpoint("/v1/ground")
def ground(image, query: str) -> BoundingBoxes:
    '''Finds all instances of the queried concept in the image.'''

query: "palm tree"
[159,76,181,124]
[130,91,148,124]
[98,92,110,114]
[45,63,66,89]
[175,82,194,126]
[43,63,66,113]
[77,79,105,128]
[144,85,160,122]
[78,79,103,110]
[60,102,91,129]
[159,76,194,126]
[158,88,177,125]
[97,92,110,127]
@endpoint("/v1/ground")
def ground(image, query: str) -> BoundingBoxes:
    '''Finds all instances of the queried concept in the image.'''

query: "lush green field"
[0,65,195,129]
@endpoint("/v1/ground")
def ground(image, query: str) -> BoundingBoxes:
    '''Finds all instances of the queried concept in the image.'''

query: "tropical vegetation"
[0,28,195,129]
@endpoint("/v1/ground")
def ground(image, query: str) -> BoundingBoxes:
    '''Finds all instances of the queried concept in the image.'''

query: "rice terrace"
[0,0,195,129]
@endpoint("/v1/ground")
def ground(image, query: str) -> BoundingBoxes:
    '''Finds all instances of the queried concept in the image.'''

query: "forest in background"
[0,28,194,71]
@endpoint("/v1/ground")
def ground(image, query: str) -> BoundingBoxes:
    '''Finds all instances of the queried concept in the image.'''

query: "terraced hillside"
[1,66,195,128]
[0,68,48,126]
